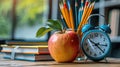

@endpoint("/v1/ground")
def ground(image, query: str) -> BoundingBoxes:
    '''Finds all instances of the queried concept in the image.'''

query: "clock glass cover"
[82,30,111,60]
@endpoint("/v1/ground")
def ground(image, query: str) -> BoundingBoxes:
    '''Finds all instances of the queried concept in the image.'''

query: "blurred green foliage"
[0,0,12,38]
[0,0,48,38]
[16,0,48,26]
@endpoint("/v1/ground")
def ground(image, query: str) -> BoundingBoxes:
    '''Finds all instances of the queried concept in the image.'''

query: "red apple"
[48,30,80,63]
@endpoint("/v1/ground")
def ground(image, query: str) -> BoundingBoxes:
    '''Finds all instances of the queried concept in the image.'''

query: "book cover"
[1,45,49,54]
[5,41,48,46]
[3,52,53,61]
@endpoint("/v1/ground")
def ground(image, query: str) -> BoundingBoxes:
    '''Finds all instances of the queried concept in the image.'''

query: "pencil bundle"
[59,0,96,37]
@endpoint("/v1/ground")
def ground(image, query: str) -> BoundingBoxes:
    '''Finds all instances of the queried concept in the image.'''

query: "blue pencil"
[78,0,84,24]
[75,0,78,29]
[67,0,71,10]
[78,7,82,24]
[60,15,68,29]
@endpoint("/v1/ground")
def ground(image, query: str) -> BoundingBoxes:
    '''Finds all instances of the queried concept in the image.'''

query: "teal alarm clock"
[81,14,111,61]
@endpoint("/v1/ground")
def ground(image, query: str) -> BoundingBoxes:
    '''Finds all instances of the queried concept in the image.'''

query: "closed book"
[3,53,53,61]
[1,45,49,54]
[5,41,48,45]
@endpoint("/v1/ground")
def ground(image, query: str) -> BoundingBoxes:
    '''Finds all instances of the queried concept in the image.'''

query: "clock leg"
[104,58,108,63]
[85,57,88,62]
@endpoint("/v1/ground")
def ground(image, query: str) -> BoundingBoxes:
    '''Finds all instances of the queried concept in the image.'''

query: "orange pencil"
[77,5,92,35]
[59,2,71,28]
[82,4,92,27]
[69,8,74,31]
[67,0,74,31]
[77,0,90,34]
[83,2,95,26]
[81,0,89,21]
[77,2,95,34]
[63,0,72,29]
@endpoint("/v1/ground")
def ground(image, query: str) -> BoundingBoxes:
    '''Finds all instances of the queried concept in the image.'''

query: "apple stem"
[62,28,66,33]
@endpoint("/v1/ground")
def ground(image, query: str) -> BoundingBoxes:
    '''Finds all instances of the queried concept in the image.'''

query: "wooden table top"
[0,53,120,67]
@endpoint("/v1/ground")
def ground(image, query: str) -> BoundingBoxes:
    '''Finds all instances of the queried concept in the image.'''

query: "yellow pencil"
[82,4,92,26]
[59,3,71,28]
[77,2,95,35]
[77,0,90,34]
[63,0,72,29]
[81,0,89,21]
[83,2,95,26]
[77,4,92,35]
[69,6,74,31]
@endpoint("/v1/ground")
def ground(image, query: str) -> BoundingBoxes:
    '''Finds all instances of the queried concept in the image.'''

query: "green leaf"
[47,23,60,31]
[47,19,63,31]
[36,27,52,37]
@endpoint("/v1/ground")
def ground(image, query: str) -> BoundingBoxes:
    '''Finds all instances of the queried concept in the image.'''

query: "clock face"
[82,30,111,61]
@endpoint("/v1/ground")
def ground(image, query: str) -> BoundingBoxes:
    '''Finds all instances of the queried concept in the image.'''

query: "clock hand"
[89,39,105,53]
[89,39,107,46]
[87,39,96,53]
[88,39,96,44]
[91,42,107,47]
[98,43,107,47]
[95,44,105,53]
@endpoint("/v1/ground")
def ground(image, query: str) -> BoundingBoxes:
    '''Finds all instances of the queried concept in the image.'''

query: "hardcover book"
[1,45,49,54]
[3,52,53,61]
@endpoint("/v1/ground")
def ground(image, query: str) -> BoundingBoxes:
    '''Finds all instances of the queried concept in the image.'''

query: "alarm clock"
[81,14,111,61]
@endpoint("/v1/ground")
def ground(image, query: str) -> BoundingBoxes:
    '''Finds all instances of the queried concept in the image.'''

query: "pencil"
[78,0,84,24]
[59,2,71,28]
[75,0,78,29]
[60,15,67,29]
[78,7,82,24]
[81,0,89,21]
[83,2,95,26]
[77,1,95,35]
[63,0,72,28]
[77,0,90,34]
[67,0,75,31]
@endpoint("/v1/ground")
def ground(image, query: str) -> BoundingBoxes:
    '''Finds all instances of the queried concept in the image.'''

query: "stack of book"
[1,42,53,61]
